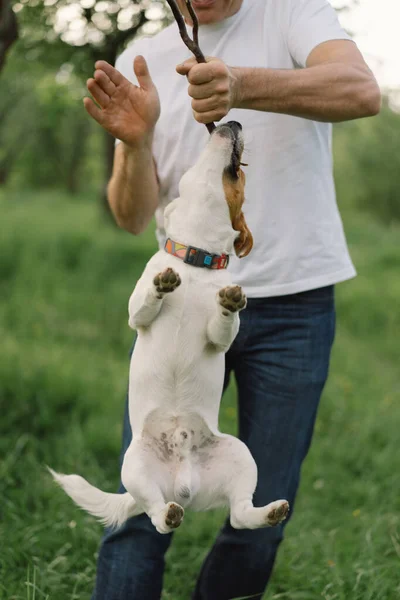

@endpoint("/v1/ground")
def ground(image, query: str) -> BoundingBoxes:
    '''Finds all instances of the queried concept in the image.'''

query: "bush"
[334,101,400,224]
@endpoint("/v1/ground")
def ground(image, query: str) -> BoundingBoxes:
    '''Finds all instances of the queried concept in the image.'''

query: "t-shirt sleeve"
[286,0,352,68]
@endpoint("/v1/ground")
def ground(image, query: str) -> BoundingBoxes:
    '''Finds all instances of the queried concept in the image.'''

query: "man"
[85,0,381,598]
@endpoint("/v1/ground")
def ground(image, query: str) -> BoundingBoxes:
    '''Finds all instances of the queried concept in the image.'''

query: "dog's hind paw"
[154,268,181,298]
[165,502,184,529]
[218,285,247,314]
[152,502,184,534]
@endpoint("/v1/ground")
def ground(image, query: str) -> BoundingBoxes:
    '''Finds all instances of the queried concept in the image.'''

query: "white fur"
[50,126,289,533]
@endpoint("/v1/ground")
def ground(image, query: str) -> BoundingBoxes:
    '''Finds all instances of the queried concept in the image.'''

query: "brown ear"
[223,168,253,258]
[232,211,253,258]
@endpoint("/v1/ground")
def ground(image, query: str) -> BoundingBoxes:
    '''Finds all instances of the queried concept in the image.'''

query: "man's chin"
[190,0,224,24]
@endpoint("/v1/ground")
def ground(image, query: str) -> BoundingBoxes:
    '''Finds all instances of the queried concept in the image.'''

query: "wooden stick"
[186,0,199,48]
[165,0,216,134]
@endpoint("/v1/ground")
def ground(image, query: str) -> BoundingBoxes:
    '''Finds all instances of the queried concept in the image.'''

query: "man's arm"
[84,56,160,234]
[176,40,381,124]
[108,142,158,234]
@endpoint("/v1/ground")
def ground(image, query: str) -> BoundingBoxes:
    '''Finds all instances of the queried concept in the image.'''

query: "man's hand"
[176,57,239,124]
[84,56,160,148]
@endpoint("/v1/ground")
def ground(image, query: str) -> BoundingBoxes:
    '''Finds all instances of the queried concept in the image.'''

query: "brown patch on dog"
[223,169,253,258]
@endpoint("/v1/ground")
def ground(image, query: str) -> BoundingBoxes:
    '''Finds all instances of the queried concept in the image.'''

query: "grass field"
[1,189,399,600]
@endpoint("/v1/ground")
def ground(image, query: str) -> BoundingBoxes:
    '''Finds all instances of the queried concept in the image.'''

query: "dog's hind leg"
[122,443,184,534]
[195,435,289,530]
[224,440,289,530]
[206,286,246,352]
[129,267,181,329]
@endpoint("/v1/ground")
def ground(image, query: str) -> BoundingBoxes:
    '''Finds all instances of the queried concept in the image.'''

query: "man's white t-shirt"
[116,0,356,297]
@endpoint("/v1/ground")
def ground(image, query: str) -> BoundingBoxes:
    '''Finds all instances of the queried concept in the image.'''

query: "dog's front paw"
[266,500,290,527]
[218,285,247,314]
[154,268,181,298]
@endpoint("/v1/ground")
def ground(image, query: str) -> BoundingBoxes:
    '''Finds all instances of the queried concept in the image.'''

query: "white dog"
[50,121,289,534]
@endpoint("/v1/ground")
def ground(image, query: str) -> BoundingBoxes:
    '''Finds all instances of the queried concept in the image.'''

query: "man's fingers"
[83,96,105,125]
[95,60,124,86]
[94,69,116,97]
[176,57,197,76]
[87,78,110,108]
[188,81,217,100]
[134,55,154,91]
[186,63,214,85]
[193,109,227,124]
[192,96,220,114]
[177,60,214,84]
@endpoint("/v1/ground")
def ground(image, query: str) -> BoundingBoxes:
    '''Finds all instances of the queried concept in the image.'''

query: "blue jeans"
[92,286,336,600]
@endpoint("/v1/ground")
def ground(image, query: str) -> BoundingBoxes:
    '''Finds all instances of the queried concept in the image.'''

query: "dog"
[50,121,289,534]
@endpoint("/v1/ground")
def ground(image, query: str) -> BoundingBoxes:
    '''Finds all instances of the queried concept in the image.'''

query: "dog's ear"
[223,169,253,258]
[232,211,253,258]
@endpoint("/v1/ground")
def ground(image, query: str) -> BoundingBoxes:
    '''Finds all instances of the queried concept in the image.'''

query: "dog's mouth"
[212,121,244,180]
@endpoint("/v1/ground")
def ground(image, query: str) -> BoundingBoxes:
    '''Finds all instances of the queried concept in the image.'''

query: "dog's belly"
[128,277,228,436]
[134,409,230,509]
[143,410,219,453]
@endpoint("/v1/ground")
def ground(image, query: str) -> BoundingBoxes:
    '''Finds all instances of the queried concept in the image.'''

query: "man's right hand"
[84,56,160,149]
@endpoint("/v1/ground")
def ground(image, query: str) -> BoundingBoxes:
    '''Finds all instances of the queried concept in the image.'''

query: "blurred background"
[0,1,399,599]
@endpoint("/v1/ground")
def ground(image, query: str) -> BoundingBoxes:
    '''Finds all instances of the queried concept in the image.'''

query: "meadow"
[1,189,399,600]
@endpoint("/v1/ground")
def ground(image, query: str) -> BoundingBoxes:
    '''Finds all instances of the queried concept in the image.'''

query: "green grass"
[1,189,399,600]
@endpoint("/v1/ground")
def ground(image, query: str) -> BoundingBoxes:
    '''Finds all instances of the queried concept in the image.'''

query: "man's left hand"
[176,57,239,124]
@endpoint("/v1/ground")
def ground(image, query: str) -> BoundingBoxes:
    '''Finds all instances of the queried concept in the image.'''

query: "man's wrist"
[230,67,245,110]
[230,67,279,112]
[122,132,154,156]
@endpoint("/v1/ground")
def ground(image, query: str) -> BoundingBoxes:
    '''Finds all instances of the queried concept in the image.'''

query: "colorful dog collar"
[164,238,229,270]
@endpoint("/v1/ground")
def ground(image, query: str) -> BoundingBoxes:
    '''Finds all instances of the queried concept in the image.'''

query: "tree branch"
[165,0,215,133]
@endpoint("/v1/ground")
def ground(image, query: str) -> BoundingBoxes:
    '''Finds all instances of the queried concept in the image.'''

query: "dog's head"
[165,121,253,258]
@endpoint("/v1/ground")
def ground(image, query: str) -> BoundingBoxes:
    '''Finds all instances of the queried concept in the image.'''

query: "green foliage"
[334,103,400,224]
[0,0,170,194]
[0,43,104,192]
[0,189,399,599]
[11,0,168,74]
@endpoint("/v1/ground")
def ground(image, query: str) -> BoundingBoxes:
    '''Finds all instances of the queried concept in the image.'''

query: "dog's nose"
[226,121,242,131]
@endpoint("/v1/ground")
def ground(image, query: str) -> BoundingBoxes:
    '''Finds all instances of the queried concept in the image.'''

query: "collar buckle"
[184,246,217,269]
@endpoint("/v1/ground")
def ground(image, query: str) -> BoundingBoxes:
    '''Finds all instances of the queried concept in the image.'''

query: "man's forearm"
[108,141,159,235]
[232,63,381,123]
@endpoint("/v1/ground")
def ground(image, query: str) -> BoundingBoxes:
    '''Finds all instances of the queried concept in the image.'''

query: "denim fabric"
[92,286,336,600]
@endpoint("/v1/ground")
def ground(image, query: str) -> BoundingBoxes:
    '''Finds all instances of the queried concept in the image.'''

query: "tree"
[5,0,167,199]
[0,0,18,72]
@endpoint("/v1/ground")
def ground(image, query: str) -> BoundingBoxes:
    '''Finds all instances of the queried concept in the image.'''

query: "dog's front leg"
[129,267,181,329]
[206,285,247,352]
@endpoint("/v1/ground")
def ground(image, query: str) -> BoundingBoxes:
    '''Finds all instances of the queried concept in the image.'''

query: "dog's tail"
[48,468,138,529]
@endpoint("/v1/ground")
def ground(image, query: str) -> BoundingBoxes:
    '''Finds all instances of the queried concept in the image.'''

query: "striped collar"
[164,238,229,270]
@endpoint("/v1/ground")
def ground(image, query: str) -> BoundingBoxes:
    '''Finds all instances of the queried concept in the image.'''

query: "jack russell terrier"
[50,121,289,534]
